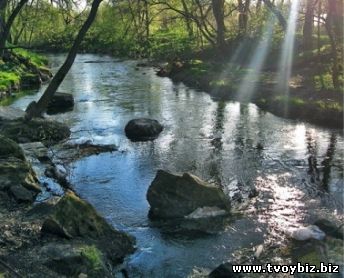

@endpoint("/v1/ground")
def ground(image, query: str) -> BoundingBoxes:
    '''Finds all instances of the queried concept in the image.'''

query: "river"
[10,54,344,277]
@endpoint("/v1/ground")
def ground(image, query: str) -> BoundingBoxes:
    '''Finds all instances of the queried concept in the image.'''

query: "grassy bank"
[159,55,343,129]
[0,48,51,103]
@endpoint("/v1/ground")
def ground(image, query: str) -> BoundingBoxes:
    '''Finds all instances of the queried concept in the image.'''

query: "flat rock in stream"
[0,107,25,121]
[0,118,70,146]
[147,170,231,220]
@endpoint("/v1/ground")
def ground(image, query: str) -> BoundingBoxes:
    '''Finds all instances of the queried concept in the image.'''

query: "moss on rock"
[0,118,70,146]
[42,191,136,264]
[0,136,41,203]
[0,135,25,160]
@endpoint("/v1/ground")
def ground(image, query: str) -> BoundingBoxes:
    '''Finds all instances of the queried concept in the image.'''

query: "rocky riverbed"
[0,107,135,277]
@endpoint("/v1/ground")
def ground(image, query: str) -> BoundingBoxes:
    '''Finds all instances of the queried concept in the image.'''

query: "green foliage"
[148,31,195,59]
[0,71,20,91]
[0,49,48,93]
[13,48,48,67]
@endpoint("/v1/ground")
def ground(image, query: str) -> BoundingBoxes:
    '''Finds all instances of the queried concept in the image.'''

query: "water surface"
[11,54,344,277]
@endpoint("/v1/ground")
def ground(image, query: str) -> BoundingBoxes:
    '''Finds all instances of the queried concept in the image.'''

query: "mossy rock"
[41,243,109,277]
[0,134,40,203]
[42,191,136,263]
[0,118,70,145]
[0,157,40,202]
[0,135,25,160]
[20,73,41,88]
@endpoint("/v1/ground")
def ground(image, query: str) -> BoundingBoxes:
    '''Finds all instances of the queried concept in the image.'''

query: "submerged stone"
[147,170,230,219]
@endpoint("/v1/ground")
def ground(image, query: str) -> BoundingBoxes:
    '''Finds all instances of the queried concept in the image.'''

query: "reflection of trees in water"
[306,130,338,192]
[321,133,337,190]
[208,101,226,185]
[306,130,320,183]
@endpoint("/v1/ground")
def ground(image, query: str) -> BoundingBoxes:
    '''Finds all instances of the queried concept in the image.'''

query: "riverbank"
[156,59,343,129]
[0,49,52,105]
[0,107,135,277]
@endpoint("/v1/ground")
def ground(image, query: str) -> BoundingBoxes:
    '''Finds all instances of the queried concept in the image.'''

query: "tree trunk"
[25,0,103,120]
[143,0,149,40]
[0,0,6,47]
[325,0,342,90]
[211,0,225,50]
[181,0,193,38]
[0,0,28,55]
[303,0,314,52]
[262,0,286,31]
[238,0,250,35]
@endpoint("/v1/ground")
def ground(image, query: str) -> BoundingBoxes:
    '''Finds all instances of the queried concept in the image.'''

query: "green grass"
[0,48,49,94]
[13,48,48,68]
[0,71,20,91]
[315,100,343,112]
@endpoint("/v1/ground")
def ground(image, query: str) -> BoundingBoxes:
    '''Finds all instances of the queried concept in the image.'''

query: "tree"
[325,0,343,90]
[238,0,251,35]
[25,0,103,119]
[0,0,29,55]
[262,0,286,31]
[303,0,315,52]
[211,0,225,50]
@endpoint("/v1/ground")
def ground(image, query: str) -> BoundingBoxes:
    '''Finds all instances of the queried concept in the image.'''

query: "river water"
[11,54,343,277]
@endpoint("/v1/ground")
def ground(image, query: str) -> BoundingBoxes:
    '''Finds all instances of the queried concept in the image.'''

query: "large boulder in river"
[147,170,230,219]
[125,118,163,141]
[47,92,74,115]
[41,191,135,263]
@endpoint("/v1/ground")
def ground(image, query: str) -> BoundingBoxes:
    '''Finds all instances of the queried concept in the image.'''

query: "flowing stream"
[10,54,343,277]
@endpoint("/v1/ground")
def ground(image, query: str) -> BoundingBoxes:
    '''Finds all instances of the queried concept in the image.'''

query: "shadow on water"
[321,133,337,190]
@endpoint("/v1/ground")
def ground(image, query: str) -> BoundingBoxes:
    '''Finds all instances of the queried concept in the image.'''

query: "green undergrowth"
[0,47,48,94]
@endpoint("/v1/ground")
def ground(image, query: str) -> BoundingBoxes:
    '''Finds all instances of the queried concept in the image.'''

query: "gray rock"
[147,170,230,219]
[0,107,25,121]
[0,135,25,160]
[125,118,163,141]
[47,92,74,115]
[209,263,243,278]
[0,156,41,201]
[9,185,34,202]
[20,142,48,161]
[41,243,108,277]
[21,73,41,88]
[314,219,344,240]
[0,118,70,146]
[41,191,135,262]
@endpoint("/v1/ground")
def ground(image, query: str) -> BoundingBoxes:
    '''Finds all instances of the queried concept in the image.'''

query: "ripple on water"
[9,54,344,277]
